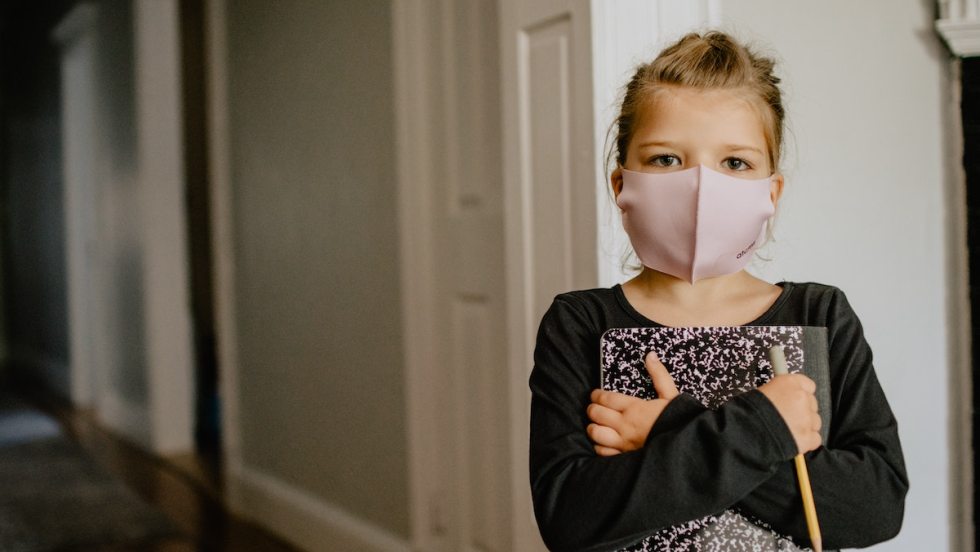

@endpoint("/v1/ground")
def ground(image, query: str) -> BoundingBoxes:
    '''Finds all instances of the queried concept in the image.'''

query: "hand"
[757,373,822,454]
[586,351,679,456]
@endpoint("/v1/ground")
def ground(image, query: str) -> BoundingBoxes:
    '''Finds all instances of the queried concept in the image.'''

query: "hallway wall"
[0,2,73,395]
[222,0,409,541]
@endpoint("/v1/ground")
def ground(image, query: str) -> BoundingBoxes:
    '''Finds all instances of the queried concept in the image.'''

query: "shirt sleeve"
[529,295,801,552]
[733,288,909,549]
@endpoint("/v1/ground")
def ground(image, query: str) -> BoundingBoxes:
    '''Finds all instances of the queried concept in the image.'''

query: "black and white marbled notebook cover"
[598,325,830,552]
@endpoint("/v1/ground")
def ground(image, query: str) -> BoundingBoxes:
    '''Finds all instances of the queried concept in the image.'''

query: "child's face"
[611,86,784,205]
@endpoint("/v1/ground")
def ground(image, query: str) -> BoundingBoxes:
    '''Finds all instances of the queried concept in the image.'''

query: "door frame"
[53,2,102,410]
[391,0,444,549]
[54,0,196,455]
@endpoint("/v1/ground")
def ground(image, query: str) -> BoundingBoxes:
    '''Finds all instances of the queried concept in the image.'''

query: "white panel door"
[395,1,512,551]
[499,1,597,550]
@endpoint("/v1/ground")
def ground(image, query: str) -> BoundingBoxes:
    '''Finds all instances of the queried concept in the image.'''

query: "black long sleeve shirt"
[528,281,908,551]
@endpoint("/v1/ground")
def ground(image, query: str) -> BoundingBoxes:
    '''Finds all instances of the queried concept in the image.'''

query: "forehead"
[632,86,768,150]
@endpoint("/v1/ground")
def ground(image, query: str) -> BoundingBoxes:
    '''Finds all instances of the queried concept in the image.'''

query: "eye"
[723,157,752,171]
[647,154,680,168]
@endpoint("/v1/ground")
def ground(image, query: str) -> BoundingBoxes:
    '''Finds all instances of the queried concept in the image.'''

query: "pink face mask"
[616,165,776,283]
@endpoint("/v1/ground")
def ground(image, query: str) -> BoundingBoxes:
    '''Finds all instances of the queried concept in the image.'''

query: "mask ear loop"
[756,176,779,263]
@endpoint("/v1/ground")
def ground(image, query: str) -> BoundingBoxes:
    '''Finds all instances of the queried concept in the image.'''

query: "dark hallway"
[0,1,294,549]
[0,379,298,551]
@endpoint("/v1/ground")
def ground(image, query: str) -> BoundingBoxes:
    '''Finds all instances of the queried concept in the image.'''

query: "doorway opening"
[179,0,221,473]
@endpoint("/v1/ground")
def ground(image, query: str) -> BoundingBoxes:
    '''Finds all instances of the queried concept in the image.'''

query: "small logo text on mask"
[736,240,757,259]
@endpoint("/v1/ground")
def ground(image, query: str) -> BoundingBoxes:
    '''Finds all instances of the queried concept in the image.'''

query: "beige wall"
[225,0,409,539]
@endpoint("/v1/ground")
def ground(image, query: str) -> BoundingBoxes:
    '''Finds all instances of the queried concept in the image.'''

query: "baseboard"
[97,391,152,450]
[231,464,412,552]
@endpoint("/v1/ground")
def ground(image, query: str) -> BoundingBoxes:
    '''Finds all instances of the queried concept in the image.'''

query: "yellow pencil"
[768,345,823,552]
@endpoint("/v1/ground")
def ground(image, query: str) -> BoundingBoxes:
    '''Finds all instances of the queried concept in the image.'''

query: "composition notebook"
[599,325,832,552]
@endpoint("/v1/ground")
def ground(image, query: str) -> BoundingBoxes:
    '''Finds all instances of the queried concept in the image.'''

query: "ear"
[769,172,784,208]
[611,167,624,201]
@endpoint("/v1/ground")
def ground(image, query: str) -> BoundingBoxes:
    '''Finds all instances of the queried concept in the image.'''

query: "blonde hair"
[607,30,785,175]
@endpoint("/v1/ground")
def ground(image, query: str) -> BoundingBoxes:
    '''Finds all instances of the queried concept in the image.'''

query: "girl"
[528,31,908,552]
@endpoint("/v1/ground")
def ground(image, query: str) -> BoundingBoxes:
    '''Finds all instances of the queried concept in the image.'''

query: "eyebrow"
[723,145,765,155]
[636,141,764,156]
[636,140,679,149]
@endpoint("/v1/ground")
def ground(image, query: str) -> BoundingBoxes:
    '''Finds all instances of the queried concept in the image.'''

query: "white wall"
[724,3,953,550]
[596,2,956,550]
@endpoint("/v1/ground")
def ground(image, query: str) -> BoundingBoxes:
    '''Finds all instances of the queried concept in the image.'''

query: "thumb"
[645,351,679,400]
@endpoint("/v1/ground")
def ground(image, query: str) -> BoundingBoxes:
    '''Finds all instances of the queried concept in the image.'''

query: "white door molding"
[937,0,980,55]
[52,2,102,408]
[133,0,195,454]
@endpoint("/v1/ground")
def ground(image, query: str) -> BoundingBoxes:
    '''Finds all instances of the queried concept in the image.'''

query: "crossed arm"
[587,350,821,458]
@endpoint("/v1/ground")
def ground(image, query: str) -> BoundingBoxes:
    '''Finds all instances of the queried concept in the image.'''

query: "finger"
[591,389,635,411]
[808,431,823,451]
[587,423,625,449]
[587,402,623,427]
[798,431,820,454]
[796,374,816,394]
[645,351,679,400]
[594,444,621,456]
[809,394,819,413]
